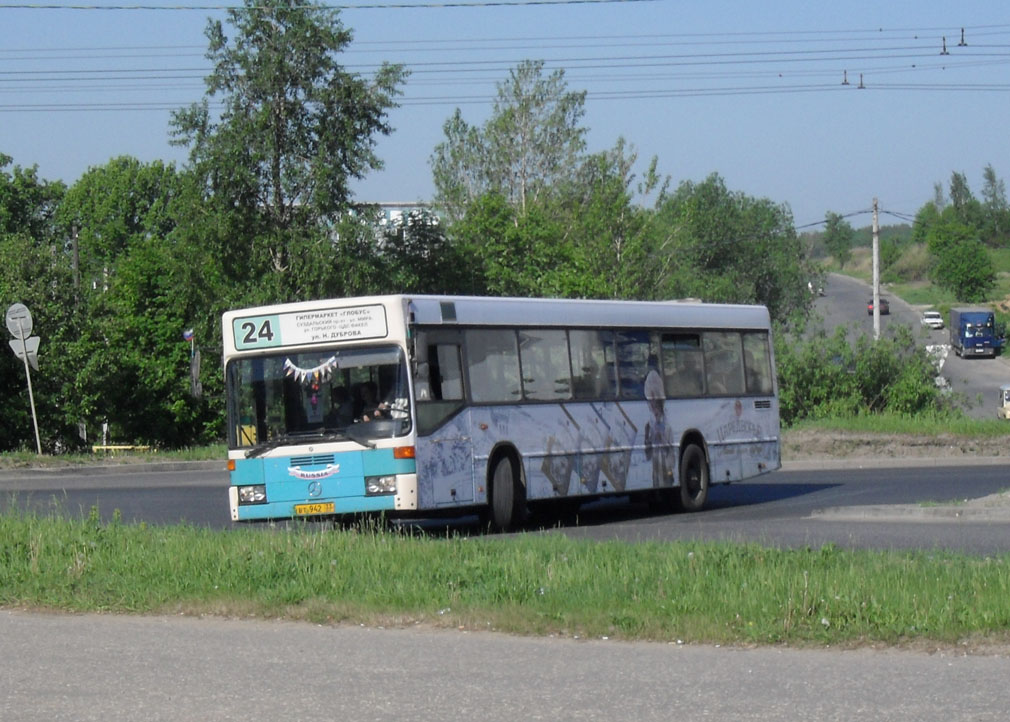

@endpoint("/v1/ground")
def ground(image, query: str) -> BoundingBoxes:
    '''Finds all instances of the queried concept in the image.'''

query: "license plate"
[294,502,335,516]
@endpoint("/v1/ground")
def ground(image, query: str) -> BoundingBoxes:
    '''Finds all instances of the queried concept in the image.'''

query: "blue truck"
[949,308,998,358]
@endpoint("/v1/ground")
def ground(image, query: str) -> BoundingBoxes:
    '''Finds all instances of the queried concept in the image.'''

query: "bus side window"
[569,329,616,400]
[415,343,466,436]
[661,333,704,396]
[616,330,650,399]
[466,329,521,403]
[519,329,571,400]
[427,344,464,401]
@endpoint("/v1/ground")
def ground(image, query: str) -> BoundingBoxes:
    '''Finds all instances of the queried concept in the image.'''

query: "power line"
[0,0,657,10]
[2,43,1005,82]
[796,208,919,230]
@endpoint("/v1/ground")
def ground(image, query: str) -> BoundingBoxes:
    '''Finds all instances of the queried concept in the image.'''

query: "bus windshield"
[226,345,411,452]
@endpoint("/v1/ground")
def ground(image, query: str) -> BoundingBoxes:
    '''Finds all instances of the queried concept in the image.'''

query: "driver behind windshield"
[324,386,354,427]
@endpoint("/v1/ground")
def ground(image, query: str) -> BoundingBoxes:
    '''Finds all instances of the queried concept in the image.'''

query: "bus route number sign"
[233,305,388,350]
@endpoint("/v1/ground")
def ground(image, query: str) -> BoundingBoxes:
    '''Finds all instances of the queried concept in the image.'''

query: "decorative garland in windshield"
[282,356,338,385]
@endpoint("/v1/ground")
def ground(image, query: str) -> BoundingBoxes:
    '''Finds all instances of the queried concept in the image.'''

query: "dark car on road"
[867,298,889,315]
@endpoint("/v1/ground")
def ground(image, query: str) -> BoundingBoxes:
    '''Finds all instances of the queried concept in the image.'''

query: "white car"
[921,311,944,330]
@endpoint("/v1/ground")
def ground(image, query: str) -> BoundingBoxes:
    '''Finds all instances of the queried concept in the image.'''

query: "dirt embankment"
[781,429,1009,461]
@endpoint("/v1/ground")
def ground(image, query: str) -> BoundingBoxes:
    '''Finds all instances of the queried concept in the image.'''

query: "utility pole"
[71,225,80,305]
[872,197,880,341]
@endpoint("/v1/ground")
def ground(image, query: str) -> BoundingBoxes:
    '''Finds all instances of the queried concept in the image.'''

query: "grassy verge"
[785,413,1009,437]
[3,507,1009,649]
[0,444,227,469]
[3,414,1003,470]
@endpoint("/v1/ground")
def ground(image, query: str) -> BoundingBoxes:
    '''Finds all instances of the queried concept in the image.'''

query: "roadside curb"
[784,456,1010,523]
[811,502,1010,523]
[780,456,1008,472]
[0,460,224,481]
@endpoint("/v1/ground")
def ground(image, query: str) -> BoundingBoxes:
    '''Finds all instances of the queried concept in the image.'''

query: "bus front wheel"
[489,455,524,532]
[678,444,709,512]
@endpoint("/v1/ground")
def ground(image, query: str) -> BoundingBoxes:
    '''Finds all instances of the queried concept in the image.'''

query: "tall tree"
[822,211,855,269]
[56,156,180,281]
[926,213,995,302]
[931,181,947,210]
[170,0,406,299]
[912,200,941,245]
[55,159,221,447]
[981,164,1006,210]
[980,163,1010,246]
[0,156,71,450]
[556,138,659,299]
[0,153,65,240]
[431,60,587,222]
[948,170,984,230]
[651,174,811,324]
[0,232,77,451]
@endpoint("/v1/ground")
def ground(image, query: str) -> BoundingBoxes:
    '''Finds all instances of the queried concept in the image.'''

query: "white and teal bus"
[224,295,780,530]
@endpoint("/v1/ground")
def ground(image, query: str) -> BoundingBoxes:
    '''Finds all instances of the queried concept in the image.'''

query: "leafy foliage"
[822,211,855,269]
[0,157,72,451]
[431,60,587,222]
[775,324,948,426]
[433,63,815,326]
[170,0,406,300]
[924,212,996,302]
[911,167,1005,302]
[651,174,813,324]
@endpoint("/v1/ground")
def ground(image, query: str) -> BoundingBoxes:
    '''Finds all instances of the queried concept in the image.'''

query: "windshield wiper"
[245,434,298,459]
[245,428,371,457]
[345,424,376,449]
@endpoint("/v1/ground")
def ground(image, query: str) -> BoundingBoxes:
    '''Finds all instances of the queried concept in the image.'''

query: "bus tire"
[489,455,523,532]
[678,444,709,512]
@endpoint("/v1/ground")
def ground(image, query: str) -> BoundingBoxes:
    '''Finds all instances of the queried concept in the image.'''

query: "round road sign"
[5,303,33,340]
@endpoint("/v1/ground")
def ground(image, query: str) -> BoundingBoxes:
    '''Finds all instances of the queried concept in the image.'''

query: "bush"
[775,324,946,426]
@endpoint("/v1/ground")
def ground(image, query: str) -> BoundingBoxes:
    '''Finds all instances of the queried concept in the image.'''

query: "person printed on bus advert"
[643,353,672,487]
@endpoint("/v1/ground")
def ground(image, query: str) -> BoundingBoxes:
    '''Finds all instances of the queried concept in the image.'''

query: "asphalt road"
[4,610,1010,722]
[813,273,1010,419]
[2,459,1009,554]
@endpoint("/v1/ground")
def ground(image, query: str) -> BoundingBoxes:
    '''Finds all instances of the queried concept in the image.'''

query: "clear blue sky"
[2,0,1008,230]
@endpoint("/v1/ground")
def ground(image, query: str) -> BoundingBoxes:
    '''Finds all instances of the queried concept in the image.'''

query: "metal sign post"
[6,303,42,455]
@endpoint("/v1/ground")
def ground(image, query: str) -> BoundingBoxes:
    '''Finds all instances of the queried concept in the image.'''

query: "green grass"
[785,413,1009,437]
[0,444,227,469]
[989,247,1010,270]
[884,282,957,308]
[3,507,1010,649]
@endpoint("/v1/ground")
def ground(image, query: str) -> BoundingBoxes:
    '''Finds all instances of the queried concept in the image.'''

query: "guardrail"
[91,445,152,454]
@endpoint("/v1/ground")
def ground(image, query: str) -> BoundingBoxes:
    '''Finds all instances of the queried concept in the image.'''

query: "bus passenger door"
[414,333,474,507]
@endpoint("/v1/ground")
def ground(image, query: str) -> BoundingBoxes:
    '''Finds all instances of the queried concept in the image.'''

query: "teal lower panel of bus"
[235,493,397,521]
[230,448,414,521]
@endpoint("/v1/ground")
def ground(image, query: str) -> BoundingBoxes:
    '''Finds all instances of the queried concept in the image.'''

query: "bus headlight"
[237,484,267,504]
[365,475,397,495]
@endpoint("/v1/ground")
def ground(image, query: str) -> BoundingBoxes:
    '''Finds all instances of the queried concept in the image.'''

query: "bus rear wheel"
[678,444,709,512]
[489,455,524,532]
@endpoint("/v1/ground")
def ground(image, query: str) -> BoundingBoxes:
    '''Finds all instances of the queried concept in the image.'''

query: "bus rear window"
[703,332,745,396]
[743,332,774,395]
